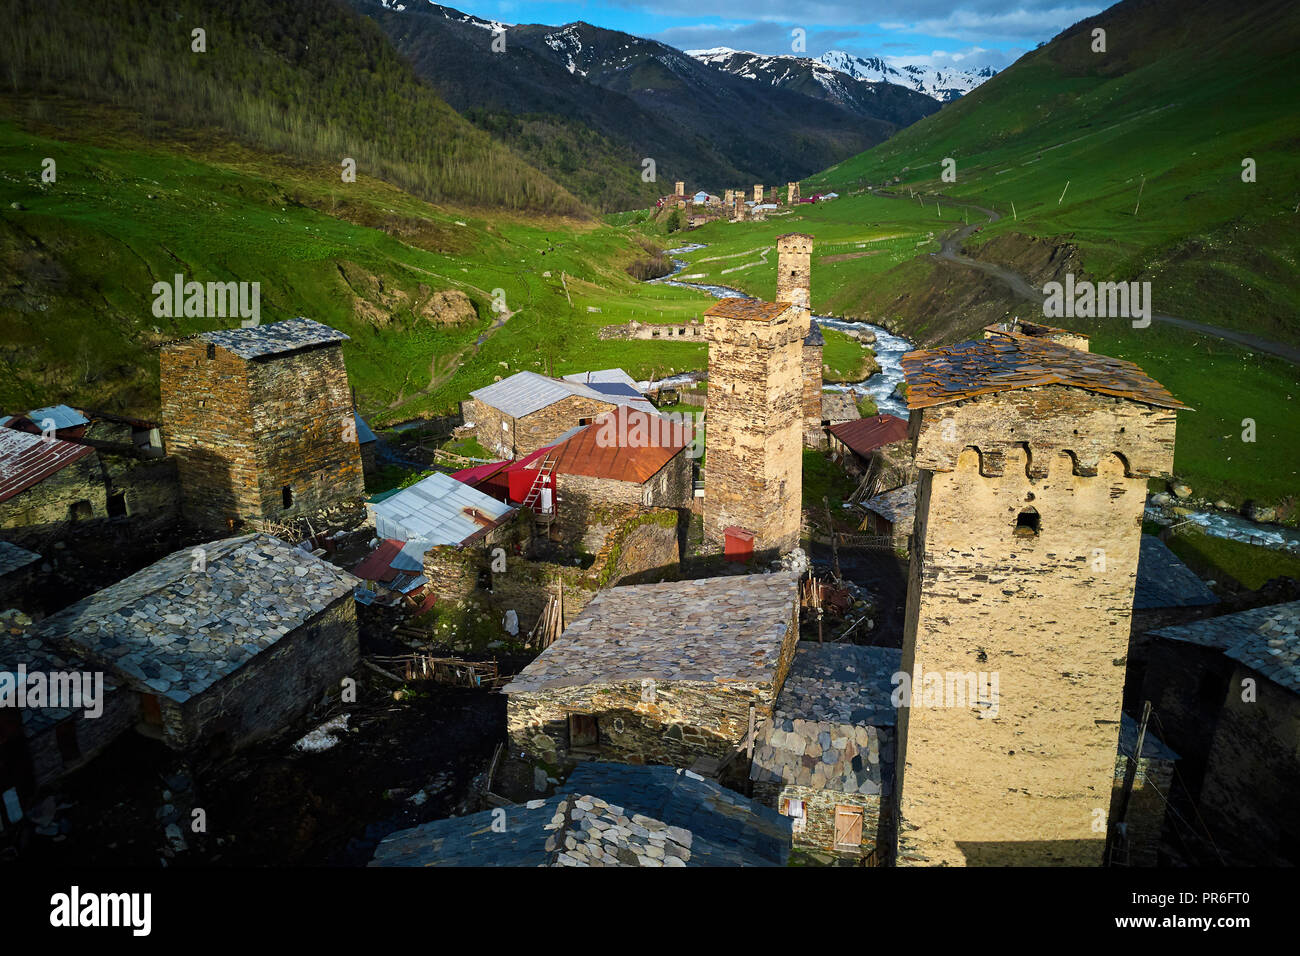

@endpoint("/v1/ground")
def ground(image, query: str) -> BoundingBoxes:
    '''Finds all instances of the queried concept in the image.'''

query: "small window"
[568,713,598,749]
[206,342,216,360]
[107,492,127,517]
[282,485,293,510]
[834,806,864,847]
[578,417,593,426]
[69,500,93,521]
[1015,509,1040,537]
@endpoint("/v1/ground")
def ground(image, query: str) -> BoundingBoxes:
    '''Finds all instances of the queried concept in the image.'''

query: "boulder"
[417,289,478,326]
[1170,481,1193,499]
[1243,501,1278,524]
[1149,492,1172,508]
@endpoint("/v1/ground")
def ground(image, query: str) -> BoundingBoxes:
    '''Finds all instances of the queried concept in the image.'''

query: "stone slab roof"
[820,391,860,423]
[1118,712,1179,763]
[369,765,790,867]
[0,429,95,504]
[804,319,824,347]
[471,370,655,420]
[0,631,123,736]
[902,336,1186,410]
[1134,535,1218,610]
[503,572,798,695]
[704,298,794,323]
[199,317,349,360]
[1150,600,1300,695]
[0,541,41,578]
[983,320,1089,343]
[865,483,916,526]
[33,534,359,704]
[751,644,901,795]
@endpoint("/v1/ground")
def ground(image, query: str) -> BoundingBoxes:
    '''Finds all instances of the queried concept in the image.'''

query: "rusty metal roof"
[536,407,690,484]
[902,337,1186,410]
[828,414,909,457]
[0,428,95,503]
[704,298,793,323]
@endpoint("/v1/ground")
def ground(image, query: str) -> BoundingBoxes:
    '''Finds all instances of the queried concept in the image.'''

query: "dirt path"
[883,192,1300,365]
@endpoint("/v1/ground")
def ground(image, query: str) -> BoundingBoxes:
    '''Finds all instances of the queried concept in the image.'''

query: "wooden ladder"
[521,452,557,513]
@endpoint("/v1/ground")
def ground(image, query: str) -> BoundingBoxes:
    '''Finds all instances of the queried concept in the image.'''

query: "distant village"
[657,180,838,227]
[1,231,1295,868]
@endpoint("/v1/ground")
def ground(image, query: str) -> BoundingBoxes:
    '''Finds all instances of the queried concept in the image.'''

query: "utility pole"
[1111,700,1152,865]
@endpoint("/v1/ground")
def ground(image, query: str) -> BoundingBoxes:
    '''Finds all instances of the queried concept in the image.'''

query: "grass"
[1164,530,1300,591]
[821,328,878,382]
[802,448,858,513]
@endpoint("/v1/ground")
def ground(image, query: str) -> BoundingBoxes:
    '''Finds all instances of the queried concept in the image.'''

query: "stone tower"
[775,233,824,444]
[893,334,1183,866]
[787,182,800,204]
[753,184,764,203]
[703,298,803,556]
[160,317,365,532]
[674,180,685,198]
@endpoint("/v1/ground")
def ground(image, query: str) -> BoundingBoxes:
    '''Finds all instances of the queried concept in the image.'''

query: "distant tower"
[160,318,365,531]
[703,298,803,556]
[753,184,764,203]
[733,194,748,220]
[723,189,734,206]
[674,180,685,198]
[893,335,1184,866]
[775,233,823,444]
[787,182,800,204]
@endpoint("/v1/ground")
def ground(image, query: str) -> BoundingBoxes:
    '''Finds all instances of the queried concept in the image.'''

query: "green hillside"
[807,0,1300,346]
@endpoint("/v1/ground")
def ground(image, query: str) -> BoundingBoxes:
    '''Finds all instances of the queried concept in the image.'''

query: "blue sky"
[450,1,1107,71]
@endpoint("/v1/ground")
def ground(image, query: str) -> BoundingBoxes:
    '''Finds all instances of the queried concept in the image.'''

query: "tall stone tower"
[161,317,365,532]
[753,184,764,203]
[703,298,803,556]
[893,334,1183,866]
[674,180,685,198]
[787,182,800,204]
[775,234,824,444]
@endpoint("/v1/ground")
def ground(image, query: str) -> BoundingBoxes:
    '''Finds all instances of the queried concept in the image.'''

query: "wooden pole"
[1133,175,1145,217]
[1011,201,1017,221]
[1113,700,1153,856]
[1058,180,1070,205]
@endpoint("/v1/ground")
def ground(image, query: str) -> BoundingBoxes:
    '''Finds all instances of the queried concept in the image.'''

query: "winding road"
[903,194,1300,366]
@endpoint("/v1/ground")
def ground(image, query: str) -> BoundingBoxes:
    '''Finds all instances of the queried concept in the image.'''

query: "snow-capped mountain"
[690,47,995,103]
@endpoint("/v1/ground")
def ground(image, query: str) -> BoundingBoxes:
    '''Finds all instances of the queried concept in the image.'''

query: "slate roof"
[0,631,122,736]
[503,572,799,694]
[821,392,861,423]
[0,429,95,503]
[864,483,916,526]
[1133,535,1218,610]
[804,319,824,347]
[198,317,349,360]
[371,472,516,547]
[0,541,41,578]
[704,298,794,323]
[369,764,791,867]
[32,534,359,704]
[471,370,654,419]
[538,406,689,484]
[1118,712,1179,763]
[1150,601,1300,695]
[902,336,1186,410]
[828,413,909,457]
[751,644,900,796]
[983,320,1089,344]
[27,405,89,431]
[353,413,377,445]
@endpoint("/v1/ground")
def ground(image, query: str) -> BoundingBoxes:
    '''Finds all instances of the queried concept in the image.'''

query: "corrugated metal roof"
[561,369,642,391]
[0,429,95,503]
[902,337,1186,410]
[199,317,349,360]
[372,471,516,547]
[526,407,689,484]
[27,404,88,431]
[828,414,909,457]
[471,370,653,419]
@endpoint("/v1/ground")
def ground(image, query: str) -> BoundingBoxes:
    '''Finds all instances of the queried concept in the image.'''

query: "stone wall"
[703,308,803,555]
[775,234,812,313]
[896,385,1177,866]
[163,596,359,752]
[598,321,707,342]
[802,343,825,446]
[555,452,691,544]
[161,339,364,531]
[27,689,139,790]
[1108,749,1175,868]
[0,454,107,540]
[755,782,883,858]
[466,394,619,459]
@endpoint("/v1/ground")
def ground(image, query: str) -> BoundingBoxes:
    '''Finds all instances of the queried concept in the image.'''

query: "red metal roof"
[521,407,690,484]
[450,460,509,487]
[351,539,406,584]
[828,414,909,458]
[0,428,95,503]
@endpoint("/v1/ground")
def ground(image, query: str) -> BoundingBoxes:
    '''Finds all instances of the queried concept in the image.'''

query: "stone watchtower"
[787,182,800,204]
[160,317,365,532]
[703,299,804,556]
[753,184,764,203]
[775,233,824,444]
[893,334,1184,866]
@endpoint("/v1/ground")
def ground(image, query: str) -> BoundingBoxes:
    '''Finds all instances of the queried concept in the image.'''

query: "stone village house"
[30,533,360,753]
[503,572,800,786]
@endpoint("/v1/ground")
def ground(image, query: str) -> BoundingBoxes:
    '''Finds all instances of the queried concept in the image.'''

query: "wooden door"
[834,806,864,848]
[568,713,598,749]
